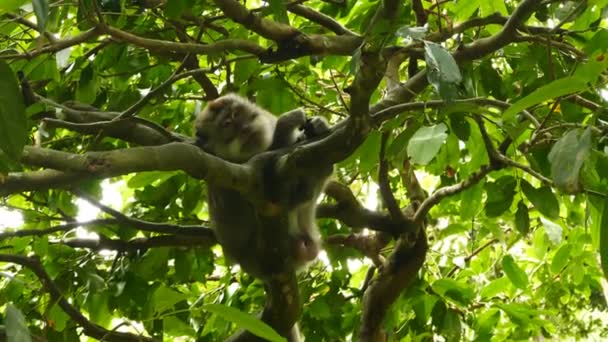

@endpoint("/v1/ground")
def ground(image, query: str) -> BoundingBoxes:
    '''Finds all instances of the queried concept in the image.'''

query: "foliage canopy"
[1,0,608,341]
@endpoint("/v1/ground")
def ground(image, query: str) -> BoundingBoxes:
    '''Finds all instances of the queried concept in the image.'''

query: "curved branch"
[213,0,300,41]
[287,4,358,36]
[317,182,416,235]
[0,219,115,240]
[102,25,266,56]
[73,189,214,237]
[38,96,178,146]
[360,230,428,342]
[0,28,101,60]
[63,234,214,251]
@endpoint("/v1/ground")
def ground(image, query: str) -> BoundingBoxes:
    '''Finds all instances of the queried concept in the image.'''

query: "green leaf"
[268,0,289,24]
[0,60,27,160]
[548,127,592,193]
[496,303,537,326]
[32,0,49,31]
[407,123,448,165]
[86,292,111,327]
[152,286,188,314]
[5,304,31,342]
[501,255,528,289]
[203,304,287,342]
[340,130,381,172]
[134,248,170,280]
[541,217,563,245]
[76,63,97,104]
[460,181,483,220]
[165,0,188,19]
[520,180,560,219]
[550,244,572,274]
[480,277,510,299]
[474,308,501,338]
[449,112,470,141]
[431,279,475,306]
[595,198,608,280]
[309,297,332,319]
[424,41,462,100]
[484,176,516,217]
[514,201,530,235]
[437,309,461,341]
[396,25,427,39]
[48,303,69,331]
[502,76,588,122]
[128,171,177,188]
[164,316,196,336]
[234,59,260,85]
[0,0,28,12]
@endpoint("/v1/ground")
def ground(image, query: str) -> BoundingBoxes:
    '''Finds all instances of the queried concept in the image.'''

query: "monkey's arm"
[270,109,307,149]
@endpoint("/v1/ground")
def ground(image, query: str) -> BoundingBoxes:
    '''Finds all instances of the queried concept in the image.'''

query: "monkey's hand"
[303,117,331,138]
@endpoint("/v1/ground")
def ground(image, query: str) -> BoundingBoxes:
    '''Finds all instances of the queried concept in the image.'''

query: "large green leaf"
[424,41,462,100]
[514,201,530,235]
[0,60,27,160]
[407,123,448,165]
[502,76,588,122]
[484,176,516,217]
[5,304,31,342]
[541,217,563,245]
[203,304,286,342]
[76,63,97,104]
[152,285,189,314]
[501,255,528,289]
[550,244,572,274]
[548,127,592,193]
[32,0,49,31]
[431,279,475,306]
[520,180,560,219]
[268,0,289,24]
[592,198,608,280]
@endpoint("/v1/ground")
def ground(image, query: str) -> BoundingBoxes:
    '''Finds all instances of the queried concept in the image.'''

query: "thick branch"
[213,0,299,41]
[0,170,87,196]
[360,231,428,342]
[14,143,253,196]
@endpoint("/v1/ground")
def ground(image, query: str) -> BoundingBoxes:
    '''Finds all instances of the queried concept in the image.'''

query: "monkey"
[194,93,332,279]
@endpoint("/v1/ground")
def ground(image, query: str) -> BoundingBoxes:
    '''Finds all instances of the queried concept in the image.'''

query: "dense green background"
[1,0,608,341]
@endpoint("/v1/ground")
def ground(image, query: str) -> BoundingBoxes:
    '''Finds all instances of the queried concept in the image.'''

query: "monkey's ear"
[207,97,225,110]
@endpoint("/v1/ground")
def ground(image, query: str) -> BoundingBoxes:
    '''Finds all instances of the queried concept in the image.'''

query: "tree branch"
[0,254,156,342]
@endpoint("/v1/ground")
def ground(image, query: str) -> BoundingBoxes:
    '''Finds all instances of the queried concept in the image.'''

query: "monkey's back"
[207,185,295,278]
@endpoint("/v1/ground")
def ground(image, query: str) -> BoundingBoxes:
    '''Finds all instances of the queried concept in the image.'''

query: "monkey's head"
[194,94,277,162]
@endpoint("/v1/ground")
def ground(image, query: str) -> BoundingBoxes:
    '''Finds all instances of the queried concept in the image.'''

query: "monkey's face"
[194,95,277,162]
